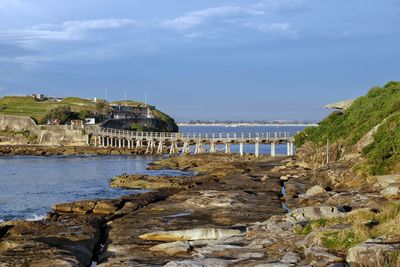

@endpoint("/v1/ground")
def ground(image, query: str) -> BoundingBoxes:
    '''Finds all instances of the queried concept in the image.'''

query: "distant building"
[110,104,155,120]
[32,93,45,101]
[85,118,96,125]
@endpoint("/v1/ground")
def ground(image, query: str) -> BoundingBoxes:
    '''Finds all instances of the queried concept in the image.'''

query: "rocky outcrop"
[347,238,400,267]
[109,174,193,190]
[325,99,355,111]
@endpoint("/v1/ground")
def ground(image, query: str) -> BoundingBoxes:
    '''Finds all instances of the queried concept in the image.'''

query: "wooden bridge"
[85,126,295,157]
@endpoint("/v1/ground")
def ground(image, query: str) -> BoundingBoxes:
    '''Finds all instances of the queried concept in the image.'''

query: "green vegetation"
[0,96,97,122]
[294,203,400,252]
[130,123,150,132]
[111,100,147,107]
[152,109,179,132]
[295,81,400,174]
[42,106,75,124]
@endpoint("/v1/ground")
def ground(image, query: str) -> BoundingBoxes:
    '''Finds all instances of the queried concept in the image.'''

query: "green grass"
[295,203,400,252]
[0,96,96,122]
[295,81,400,174]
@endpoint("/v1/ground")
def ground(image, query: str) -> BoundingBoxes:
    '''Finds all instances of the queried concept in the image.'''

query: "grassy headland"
[295,81,400,175]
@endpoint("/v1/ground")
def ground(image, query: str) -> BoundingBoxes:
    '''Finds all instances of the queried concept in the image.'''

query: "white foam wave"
[26,214,46,221]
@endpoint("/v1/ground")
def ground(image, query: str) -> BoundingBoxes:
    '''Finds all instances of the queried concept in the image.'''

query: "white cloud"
[162,6,264,30]
[251,0,305,11]
[245,22,291,32]
[0,18,138,43]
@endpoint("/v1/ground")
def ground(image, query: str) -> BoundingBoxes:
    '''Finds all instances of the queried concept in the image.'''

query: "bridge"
[85,126,295,157]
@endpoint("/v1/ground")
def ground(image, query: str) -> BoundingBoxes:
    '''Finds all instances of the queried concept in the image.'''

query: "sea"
[0,125,311,222]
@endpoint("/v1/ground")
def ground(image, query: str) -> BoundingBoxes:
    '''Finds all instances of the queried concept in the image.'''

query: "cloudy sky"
[0,0,399,121]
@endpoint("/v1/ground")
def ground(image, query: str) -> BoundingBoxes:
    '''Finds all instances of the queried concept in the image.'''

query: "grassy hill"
[0,96,178,132]
[295,81,400,175]
[0,96,97,122]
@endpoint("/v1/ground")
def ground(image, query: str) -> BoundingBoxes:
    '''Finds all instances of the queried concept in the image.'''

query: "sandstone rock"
[280,176,289,181]
[380,186,400,198]
[139,228,242,242]
[52,200,96,214]
[306,185,327,197]
[149,241,191,255]
[164,258,230,267]
[305,247,344,266]
[376,174,400,188]
[261,175,270,181]
[254,263,291,267]
[110,174,188,189]
[183,190,246,208]
[281,251,301,264]
[285,206,344,222]
[93,200,120,214]
[346,239,400,267]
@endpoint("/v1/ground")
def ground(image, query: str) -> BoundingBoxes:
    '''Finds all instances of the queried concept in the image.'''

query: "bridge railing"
[85,126,294,142]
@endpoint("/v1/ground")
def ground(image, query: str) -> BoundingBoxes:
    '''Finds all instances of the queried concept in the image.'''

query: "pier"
[85,126,295,157]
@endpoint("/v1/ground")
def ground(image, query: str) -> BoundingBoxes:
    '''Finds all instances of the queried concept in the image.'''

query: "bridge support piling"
[239,142,244,156]
[182,141,190,154]
[287,142,291,156]
[271,142,276,157]
[290,142,294,156]
[225,143,231,154]
[157,141,164,155]
[255,142,260,157]
[209,142,217,154]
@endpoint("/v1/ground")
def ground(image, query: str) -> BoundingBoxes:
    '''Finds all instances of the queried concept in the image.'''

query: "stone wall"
[0,114,87,146]
[0,114,37,132]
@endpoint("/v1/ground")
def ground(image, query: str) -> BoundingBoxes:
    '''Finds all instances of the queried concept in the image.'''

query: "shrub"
[42,106,75,125]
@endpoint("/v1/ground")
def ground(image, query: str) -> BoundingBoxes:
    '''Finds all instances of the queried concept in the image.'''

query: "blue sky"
[0,0,399,121]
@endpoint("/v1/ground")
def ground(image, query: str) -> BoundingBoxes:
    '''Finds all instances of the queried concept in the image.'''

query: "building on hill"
[110,104,155,120]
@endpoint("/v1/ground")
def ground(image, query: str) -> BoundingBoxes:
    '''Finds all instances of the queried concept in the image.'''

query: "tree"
[78,110,94,120]
[95,100,111,115]
[42,106,74,125]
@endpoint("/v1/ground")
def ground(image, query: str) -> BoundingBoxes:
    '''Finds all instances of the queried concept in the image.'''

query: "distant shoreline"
[178,123,318,127]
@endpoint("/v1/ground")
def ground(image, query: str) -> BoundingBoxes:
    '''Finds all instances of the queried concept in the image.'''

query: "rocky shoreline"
[1,153,399,266]
[0,145,147,156]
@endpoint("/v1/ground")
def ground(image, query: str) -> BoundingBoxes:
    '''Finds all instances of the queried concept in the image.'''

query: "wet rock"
[53,200,96,214]
[139,228,242,242]
[346,238,400,267]
[93,199,121,214]
[285,206,344,222]
[110,174,190,189]
[306,185,327,197]
[183,190,246,208]
[149,241,191,255]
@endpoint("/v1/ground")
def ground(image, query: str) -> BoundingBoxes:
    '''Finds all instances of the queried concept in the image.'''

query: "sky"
[0,0,399,122]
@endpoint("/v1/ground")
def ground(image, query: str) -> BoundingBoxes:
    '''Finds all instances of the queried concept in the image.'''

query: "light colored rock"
[285,206,344,222]
[306,185,327,197]
[305,247,344,265]
[261,175,270,181]
[280,176,289,181]
[281,251,301,264]
[149,241,191,255]
[347,239,400,267]
[376,174,400,188]
[183,190,245,208]
[380,186,400,198]
[164,258,230,267]
[254,263,291,267]
[325,99,354,111]
[139,228,241,242]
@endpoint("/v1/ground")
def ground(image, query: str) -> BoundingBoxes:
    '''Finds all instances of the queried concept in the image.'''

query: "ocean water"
[179,125,309,155]
[0,155,187,222]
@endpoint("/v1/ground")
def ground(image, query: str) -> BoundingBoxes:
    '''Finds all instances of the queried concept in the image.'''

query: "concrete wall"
[0,114,37,132]
[0,114,87,146]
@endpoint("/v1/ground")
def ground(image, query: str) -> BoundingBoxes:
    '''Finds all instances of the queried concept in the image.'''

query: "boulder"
[164,258,230,267]
[285,206,344,222]
[305,247,345,266]
[376,174,400,188]
[306,185,327,197]
[346,239,400,267]
[139,228,241,242]
[149,241,191,255]
[93,200,120,214]
[281,251,301,264]
[380,186,400,198]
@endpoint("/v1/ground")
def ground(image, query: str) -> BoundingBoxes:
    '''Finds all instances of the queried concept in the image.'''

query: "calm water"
[179,125,309,155]
[0,125,311,222]
[0,155,187,222]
